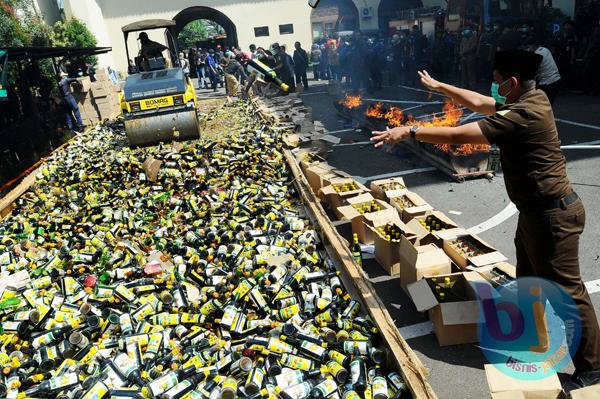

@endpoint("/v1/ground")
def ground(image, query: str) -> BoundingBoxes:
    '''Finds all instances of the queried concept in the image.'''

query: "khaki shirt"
[478,89,572,211]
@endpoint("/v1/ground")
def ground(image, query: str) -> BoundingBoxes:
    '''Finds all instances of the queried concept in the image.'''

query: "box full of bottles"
[407,272,497,346]
[470,261,516,288]
[367,221,418,276]
[437,228,508,270]
[336,194,398,244]
[406,211,459,245]
[398,236,452,293]
[389,191,434,223]
[370,177,408,202]
[318,178,369,211]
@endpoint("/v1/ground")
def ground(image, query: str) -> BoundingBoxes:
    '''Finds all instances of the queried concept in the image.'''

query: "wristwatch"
[410,125,419,140]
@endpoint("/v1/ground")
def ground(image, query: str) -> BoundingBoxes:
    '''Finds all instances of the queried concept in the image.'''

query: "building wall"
[33,0,61,25]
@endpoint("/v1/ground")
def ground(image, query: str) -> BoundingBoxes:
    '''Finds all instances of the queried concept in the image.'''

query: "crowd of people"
[173,5,600,101]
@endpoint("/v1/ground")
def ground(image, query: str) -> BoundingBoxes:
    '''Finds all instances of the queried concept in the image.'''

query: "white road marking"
[398,321,433,340]
[585,279,600,295]
[326,128,356,134]
[467,202,518,234]
[563,139,600,147]
[354,167,437,184]
[333,141,371,147]
[369,274,399,284]
[555,118,600,131]
[363,98,443,105]
[301,91,328,96]
[560,145,600,150]
[449,210,463,215]
[395,84,449,97]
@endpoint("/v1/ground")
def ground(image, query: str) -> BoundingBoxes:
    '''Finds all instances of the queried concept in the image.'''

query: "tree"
[177,19,209,49]
[51,18,98,64]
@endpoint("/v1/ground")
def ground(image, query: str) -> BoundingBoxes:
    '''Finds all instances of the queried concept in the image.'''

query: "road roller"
[119,19,200,147]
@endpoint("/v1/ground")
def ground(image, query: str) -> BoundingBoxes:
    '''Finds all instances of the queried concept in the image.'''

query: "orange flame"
[366,102,385,118]
[409,100,489,156]
[385,107,404,127]
[339,94,363,109]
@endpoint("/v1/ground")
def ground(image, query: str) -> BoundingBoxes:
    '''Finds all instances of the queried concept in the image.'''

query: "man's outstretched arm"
[419,70,497,115]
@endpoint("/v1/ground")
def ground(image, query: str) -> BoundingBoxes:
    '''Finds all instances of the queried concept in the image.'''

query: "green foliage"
[177,20,209,50]
[0,0,35,46]
[51,18,97,47]
[51,18,98,64]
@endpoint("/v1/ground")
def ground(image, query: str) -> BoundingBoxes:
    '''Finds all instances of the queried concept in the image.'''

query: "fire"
[339,94,363,109]
[366,102,385,118]
[435,143,490,156]
[365,99,489,156]
[384,107,404,127]
[412,99,464,128]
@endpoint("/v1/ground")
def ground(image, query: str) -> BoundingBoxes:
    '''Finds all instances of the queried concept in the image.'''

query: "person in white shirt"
[524,37,562,104]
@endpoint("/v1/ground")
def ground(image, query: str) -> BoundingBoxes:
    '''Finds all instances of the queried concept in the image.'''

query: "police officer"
[371,50,600,393]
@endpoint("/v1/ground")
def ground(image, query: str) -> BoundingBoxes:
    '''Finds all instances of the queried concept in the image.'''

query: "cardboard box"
[95,69,109,82]
[318,178,369,210]
[389,191,435,223]
[484,364,562,399]
[370,177,408,201]
[437,228,508,270]
[90,82,108,99]
[298,153,327,174]
[304,164,338,194]
[75,77,91,93]
[472,262,516,287]
[336,194,399,242]
[570,384,600,399]
[407,271,496,346]
[399,236,452,293]
[368,221,417,276]
[406,211,459,246]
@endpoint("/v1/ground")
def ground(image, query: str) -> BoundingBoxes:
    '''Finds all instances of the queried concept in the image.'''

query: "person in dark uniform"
[371,50,600,393]
[58,71,84,132]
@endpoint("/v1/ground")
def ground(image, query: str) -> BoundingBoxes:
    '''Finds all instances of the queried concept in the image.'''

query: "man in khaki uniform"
[371,50,600,394]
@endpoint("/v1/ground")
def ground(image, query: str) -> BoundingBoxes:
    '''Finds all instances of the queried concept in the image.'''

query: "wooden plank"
[284,149,438,399]
[0,138,75,218]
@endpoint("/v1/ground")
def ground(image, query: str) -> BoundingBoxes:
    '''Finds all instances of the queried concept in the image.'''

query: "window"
[254,26,270,37]
[312,22,323,38]
[279,24,294,35]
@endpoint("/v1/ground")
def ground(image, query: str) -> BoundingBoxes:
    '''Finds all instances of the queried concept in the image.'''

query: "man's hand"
[370,126,411,148]
[418,70,443,92]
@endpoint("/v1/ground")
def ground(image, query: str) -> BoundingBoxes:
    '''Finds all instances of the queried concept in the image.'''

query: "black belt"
[518,192,579,213]
[539,191,579,211]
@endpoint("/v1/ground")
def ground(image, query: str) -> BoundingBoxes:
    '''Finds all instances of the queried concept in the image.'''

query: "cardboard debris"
[142,156,163,182]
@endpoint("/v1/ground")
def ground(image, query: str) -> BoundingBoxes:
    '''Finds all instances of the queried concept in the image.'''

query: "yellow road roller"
[120,19,200,147]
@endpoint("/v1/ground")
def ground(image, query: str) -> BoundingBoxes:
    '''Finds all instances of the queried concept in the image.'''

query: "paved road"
[299,79,600,398]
